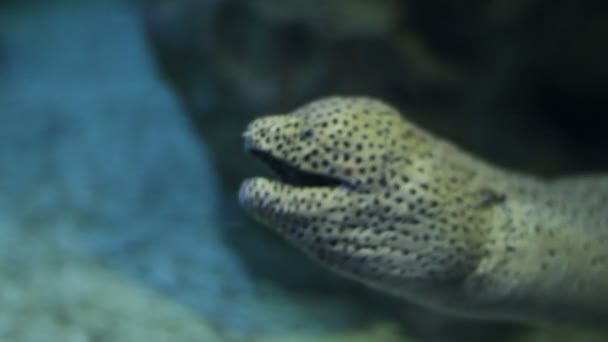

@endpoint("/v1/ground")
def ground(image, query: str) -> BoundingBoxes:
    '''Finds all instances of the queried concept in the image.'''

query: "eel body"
[238,97,608,328]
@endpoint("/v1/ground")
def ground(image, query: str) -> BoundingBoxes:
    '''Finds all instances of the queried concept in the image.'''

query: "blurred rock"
[251,0,402,38]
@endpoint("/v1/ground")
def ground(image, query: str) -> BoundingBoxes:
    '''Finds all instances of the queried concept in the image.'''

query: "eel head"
[239,97,490,304]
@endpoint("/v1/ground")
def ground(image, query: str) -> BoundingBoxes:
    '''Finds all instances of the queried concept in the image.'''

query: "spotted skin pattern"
[239,97,608,327]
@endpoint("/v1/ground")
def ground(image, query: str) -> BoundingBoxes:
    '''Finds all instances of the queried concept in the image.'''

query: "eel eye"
[300,128,314,140]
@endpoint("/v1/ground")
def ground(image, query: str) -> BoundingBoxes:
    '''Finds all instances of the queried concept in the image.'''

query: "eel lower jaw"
[247,148,357,191]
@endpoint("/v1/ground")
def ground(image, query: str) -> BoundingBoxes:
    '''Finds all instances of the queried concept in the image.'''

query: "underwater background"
[0,0,607,341]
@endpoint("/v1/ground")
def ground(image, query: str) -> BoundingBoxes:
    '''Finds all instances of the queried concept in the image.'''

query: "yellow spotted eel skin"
[239,97,608,328]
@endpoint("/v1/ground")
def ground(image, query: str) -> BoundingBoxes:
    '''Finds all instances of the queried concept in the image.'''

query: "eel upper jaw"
[246,147,357,191]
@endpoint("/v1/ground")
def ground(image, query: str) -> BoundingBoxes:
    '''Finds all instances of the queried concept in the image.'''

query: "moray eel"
[238,97,608,328]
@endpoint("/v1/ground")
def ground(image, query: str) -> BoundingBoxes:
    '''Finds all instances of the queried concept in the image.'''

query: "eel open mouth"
[248,149,348,188]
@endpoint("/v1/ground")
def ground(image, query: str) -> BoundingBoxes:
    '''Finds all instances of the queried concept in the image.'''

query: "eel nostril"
[243,135,255,151]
